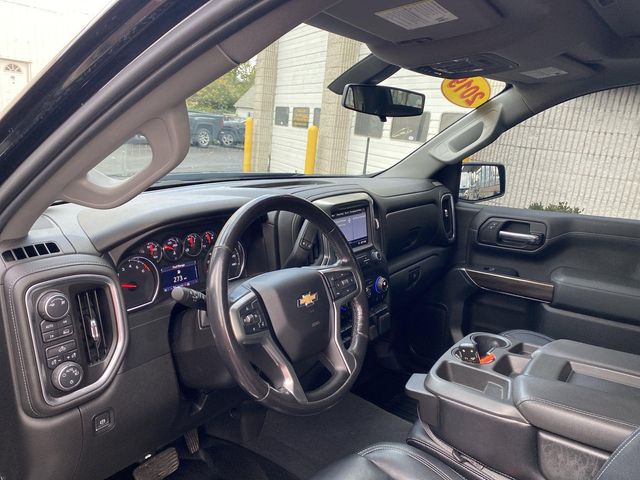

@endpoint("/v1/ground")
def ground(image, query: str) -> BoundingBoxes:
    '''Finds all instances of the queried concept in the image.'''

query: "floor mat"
[354,369,419,423]
[208,393,412,479]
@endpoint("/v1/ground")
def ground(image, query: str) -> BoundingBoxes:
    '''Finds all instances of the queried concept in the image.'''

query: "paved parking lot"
[95,142,245,178]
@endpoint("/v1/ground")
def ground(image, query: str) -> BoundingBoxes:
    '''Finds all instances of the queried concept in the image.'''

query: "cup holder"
[470,334,510,357]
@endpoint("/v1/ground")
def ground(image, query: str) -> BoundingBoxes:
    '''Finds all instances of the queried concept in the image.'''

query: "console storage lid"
[514,340,640,452]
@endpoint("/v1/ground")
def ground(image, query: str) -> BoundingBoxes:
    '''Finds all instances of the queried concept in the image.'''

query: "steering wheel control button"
[51,361,83,391]
[240,301,268,335]
[37,291,70,321]
[45,340,77,358]
[327,271,357,300]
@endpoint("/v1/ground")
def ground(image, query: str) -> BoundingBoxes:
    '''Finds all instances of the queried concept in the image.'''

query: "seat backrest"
[595,428,640,480]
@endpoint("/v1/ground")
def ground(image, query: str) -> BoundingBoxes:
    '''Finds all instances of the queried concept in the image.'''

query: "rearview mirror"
[459,163,505,202]
[342,84,425,121]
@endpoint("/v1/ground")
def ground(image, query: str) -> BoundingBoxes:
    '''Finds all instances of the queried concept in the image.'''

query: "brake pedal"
[184,428,200,454]
[133,447,179,480]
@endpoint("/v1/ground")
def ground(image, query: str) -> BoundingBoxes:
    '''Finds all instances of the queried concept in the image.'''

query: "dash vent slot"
[2,242,60,262]
[76,289,110,364]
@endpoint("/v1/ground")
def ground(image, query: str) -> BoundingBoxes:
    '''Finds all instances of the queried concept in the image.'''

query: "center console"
[314,193,390,345]
[407,333,640,480]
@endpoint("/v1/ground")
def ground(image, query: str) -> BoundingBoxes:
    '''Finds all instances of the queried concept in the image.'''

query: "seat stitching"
[409,436,516,480]
[359,444,465,480]
[517,397,639,429]
[594,429,640,480]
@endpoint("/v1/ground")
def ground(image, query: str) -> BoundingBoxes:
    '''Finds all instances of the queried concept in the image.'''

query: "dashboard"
[0,176,454,480]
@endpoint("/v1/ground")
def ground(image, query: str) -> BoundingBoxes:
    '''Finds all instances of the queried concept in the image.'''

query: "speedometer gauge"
[117,256,159,311]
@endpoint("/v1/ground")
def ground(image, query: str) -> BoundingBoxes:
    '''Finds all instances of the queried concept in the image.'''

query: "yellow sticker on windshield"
[441,77,491,108]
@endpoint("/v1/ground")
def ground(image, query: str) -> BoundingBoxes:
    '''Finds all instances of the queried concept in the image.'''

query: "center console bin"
[407,332,545,480]
[514,339,640,452]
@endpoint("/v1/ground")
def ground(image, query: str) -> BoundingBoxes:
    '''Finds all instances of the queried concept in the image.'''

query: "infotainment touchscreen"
[332,207,368,248]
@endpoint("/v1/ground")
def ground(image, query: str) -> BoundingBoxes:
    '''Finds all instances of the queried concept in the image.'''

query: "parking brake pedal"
[133,448,179,480]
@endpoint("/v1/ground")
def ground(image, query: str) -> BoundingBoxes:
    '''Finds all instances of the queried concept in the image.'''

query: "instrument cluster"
[116,230,245,311]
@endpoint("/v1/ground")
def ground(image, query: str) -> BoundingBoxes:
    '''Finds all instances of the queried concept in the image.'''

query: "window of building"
[471,85,640,219]
[390,113,430,142]
[354,113,383,138]
[292,107,309,128]
[274,106,289,126]
[313,108,321,127]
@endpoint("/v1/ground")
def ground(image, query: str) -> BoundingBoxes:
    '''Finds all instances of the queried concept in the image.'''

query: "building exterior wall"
[476,85,640,219]
[269,25,328,173]
[0,1,104,111]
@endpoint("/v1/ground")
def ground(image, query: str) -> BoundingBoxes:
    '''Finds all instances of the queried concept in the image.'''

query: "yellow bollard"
[304,125,319,174]
[243,117,253,173]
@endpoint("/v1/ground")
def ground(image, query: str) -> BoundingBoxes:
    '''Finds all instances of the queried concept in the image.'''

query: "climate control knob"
[374,276,389,294]
[51,362,83,392]
[37,291,70,321]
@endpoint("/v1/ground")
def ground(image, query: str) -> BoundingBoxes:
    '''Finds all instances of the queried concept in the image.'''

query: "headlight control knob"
[37,291,70,321]
[51,362,83,392]
[374,276,389,294]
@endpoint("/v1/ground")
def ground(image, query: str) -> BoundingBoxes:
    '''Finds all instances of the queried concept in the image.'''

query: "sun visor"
[328,54,400,94]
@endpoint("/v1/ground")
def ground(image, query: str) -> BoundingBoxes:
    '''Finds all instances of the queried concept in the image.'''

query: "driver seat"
[311,428,640,480]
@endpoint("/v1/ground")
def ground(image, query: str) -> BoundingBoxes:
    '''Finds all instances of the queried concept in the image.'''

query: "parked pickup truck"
[188,111,224,147]
[218,118,246,147]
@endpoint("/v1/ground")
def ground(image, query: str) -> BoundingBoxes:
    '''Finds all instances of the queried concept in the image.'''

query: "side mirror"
[342,84,424,121]
[459,163,505,202]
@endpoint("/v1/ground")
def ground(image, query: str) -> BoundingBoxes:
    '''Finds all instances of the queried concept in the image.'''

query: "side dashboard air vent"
[2,242,60,262]
[441,194,455,241]
[76,289,110,364]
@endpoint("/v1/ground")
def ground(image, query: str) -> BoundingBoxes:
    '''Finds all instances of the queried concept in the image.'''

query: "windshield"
[93,24,502,180]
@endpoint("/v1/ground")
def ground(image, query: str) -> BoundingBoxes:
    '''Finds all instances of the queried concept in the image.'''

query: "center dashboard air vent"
[76,289,110,364]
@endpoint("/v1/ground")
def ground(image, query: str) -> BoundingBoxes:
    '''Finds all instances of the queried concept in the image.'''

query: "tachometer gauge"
[205,242,245,280]
[184,233,203,257]
[162,237,183,261]
[142,241,162,262]
[117,256,159,311]
[203,231,216,248]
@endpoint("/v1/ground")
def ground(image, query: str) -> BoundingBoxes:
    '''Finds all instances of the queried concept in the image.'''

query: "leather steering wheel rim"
[206,194,369,415]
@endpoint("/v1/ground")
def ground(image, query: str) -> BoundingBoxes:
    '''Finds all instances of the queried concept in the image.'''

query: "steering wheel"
[206,195,369,415]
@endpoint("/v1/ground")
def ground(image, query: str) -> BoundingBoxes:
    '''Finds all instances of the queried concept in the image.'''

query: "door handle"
[498,230,543,245]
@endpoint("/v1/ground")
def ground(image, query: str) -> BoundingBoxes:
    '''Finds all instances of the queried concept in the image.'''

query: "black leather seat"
[311,428,640,480]
[501,329,553,347]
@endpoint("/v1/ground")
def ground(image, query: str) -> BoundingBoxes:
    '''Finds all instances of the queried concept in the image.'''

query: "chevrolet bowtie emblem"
[297,291,318,308]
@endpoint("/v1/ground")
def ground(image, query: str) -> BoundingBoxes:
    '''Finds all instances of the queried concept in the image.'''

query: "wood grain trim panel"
[462,268,554,303]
